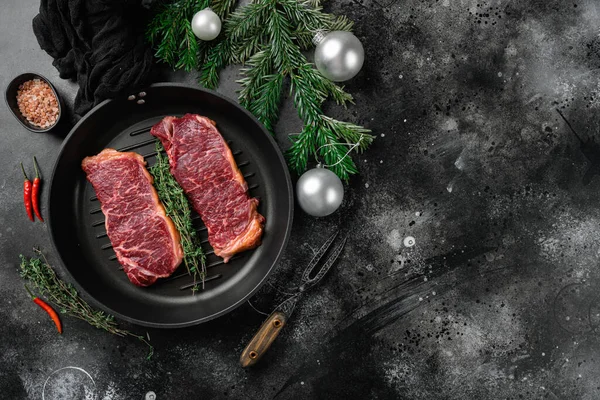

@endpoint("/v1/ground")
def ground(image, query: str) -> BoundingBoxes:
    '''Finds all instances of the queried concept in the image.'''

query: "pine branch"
[283,0,353,49]
[196,0,238,73]
[235,1,370,179]
[148,0,236,72]
[316,126,358,180]
[210,0,238,20]
[147,6,178,66]
[302,0,322,8]
[328,14,354,31]
[287,119,369,181]
[148,0,373,180]
[226,1,273,42]
[199,39,232,89]
[280,0,334,30]
[238,48,274,108]
[298,64,354,106]
[290,65,327,126]
[231,29,264,64]
[291,18,352,50]
[247,73,284,132]
[291,29,316,50]
[320,115,374,149]
[287,124,318,174]
[288,63,370,180]
[147,0,210,71]
[175,20,200,71]
[268,8,303,71]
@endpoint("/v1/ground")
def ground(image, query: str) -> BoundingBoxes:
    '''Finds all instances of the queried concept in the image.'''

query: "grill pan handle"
[240,310,287,367]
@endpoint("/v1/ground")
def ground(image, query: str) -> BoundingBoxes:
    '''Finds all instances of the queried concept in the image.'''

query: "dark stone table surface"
[3,0,600,398]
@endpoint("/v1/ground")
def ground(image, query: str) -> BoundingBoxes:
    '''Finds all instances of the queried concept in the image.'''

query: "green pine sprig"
[147,0,207,71]
[147,0,237,72]
[198,39,232,92]
[148,0,374,180]
[206,0,373,180]
[149,142,206,292]
[238,48,274,108]
[246,73,284,132]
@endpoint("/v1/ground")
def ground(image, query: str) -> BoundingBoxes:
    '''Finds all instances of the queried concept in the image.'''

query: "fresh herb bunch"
[149,142,206,291]
[147,0,373,180]
[20,250,153,359]
[147,0,237,72]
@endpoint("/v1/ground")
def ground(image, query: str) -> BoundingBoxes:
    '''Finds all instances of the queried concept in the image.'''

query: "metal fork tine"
[301,231,340,283]
[304,237,347,286]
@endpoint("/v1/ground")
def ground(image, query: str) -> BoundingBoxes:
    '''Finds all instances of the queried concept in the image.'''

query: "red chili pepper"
[20,163,34,221]
[25,285,62,334]
[32,157,43,222]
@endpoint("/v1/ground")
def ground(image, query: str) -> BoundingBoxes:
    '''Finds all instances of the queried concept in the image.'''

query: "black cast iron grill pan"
[48,84,293,328]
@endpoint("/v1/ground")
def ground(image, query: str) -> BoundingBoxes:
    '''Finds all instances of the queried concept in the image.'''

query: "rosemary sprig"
[149,142,206,291]
[19,250,154,359]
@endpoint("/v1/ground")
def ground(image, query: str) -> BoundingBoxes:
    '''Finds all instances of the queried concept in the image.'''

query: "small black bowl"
[5,73,62,133]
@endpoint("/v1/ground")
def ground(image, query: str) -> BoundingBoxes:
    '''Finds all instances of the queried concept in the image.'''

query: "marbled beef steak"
[82,149,183,287]
[151,114,265,262]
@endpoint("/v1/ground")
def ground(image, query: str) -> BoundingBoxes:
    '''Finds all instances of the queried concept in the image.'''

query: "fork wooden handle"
[240,311,287,368]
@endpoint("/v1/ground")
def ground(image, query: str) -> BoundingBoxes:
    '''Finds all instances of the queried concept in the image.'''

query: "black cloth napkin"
[32,0,156,116]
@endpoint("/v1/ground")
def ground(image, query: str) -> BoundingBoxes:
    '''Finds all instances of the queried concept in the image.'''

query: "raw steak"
[82,149,183,287]
[151,114,265,262]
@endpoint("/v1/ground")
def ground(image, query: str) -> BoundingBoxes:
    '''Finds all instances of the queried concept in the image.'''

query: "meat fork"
[240,231,347,367]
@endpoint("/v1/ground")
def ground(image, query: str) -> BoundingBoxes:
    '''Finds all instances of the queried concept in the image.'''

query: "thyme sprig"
[19,250,154,359]
[149,142,206,291]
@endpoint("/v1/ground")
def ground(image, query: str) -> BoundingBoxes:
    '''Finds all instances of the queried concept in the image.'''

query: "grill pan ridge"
[47,83,293,328]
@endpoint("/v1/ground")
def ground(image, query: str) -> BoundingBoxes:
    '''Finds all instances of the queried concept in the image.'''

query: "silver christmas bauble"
[314,31,364,82]
[296,167,344,217]
[191,8,221,41]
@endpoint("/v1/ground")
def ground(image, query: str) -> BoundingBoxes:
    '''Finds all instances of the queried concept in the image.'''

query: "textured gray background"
[3,0,600,398]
